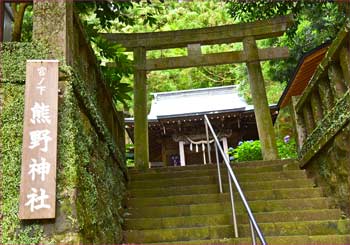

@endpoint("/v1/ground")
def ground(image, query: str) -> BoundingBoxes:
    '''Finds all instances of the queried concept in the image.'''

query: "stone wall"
[305,121,350,216]
[1,22,127,245]
[291,20,350,217]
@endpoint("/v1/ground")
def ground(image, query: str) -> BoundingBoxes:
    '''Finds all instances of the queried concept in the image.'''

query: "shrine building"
[126,85,278,167]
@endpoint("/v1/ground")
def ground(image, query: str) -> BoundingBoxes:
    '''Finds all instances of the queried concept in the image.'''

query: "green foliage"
[75,1,135,29]
[274,106,295,140]
[21,5,33,42]
[0,42,49,82]
[229,140,263,162]
[118,1,247,114]
[227,1,301,23]
[126,143,135,167]
[101,66,133,108]
[272,3,345,83]
[116,0,334,113]
[227,2,346,84]
[229,138,297,162]
[79,1,345,113]
[76,1,164,110]
[277,139,298,159]
[77,18,133,109]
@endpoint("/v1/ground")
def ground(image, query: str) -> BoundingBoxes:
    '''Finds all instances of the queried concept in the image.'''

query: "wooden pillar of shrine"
[222,137,229,160]
[243,36,278,160]
[179,141,186,166]
[133,47,149,170]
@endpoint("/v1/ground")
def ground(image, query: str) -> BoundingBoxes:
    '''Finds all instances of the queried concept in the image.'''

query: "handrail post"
[205,120,212,164]
[250,220,257,245]
[214,143,223,193]
[228,173,238,237]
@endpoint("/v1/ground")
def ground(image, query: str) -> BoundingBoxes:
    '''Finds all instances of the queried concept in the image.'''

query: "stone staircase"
[123,160,350,244]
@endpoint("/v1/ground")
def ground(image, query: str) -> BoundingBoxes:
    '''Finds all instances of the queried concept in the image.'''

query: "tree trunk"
[0,1,4,41]
[11,3,30,42]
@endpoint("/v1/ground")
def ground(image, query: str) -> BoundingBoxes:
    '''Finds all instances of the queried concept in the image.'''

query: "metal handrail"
[204,114,267,245]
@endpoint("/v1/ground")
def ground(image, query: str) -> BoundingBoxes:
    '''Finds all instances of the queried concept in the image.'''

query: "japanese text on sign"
[19,60,59,220]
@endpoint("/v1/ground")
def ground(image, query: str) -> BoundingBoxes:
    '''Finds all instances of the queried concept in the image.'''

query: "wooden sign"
[19,60,59,219]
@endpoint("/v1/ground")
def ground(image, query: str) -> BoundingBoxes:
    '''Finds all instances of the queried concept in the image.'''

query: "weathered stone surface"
[294,25,350,214]
[318,76,335,111]
[243,36,278,160]
[133,47,149,170]
[305,122,350,216]
[53,81,126,244]
[310,90,323,124]
[328,63,347,100]
[33,0,73,61]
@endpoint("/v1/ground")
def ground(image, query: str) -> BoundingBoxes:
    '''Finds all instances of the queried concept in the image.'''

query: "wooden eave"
[125,106,279,129]
[125,107,278,143]
[102,15,293,51]
[278,43,330,108]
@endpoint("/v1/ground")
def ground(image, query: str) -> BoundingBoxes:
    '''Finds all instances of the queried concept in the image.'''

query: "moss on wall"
[0,42,49,244]
[1,83,44,244]
[1,42,127,244]
[0,42,50,83]
[274,105,295,140]
[52,81,126,244]
[306,121,350,216]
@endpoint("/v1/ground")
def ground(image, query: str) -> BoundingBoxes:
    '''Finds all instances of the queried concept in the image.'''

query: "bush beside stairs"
[123,160,350,244]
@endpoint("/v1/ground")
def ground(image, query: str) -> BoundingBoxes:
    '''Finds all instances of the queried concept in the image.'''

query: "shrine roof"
[126,85,279,124]
[148,85,253,120]
[278,42,330,108]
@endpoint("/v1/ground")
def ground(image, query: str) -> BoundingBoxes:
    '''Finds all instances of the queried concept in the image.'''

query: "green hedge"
[229,138,298,162]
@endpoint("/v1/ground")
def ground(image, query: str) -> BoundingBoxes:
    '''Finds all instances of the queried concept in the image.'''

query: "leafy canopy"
[227,1,346,83]
[76,1,346,113]
[76,0,163,109]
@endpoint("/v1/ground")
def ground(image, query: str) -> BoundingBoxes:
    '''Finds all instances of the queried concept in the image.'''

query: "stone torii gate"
[104,15,293,169]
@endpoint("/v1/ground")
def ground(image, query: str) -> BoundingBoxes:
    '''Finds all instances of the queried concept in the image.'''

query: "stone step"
[129,179,315,198]
[149,234,350,245]
[129,170,307,189]
[124,219,350,243]
[125,209,342,230]
[128,159,298,174]
[129,161,299,181]
[126,197,330,219]
[127,187,323,207]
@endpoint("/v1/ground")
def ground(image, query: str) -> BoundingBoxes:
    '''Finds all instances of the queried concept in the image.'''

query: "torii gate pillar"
[243,36,278,160]
[133,47,149,169]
